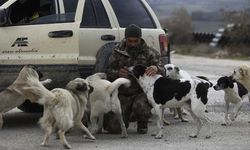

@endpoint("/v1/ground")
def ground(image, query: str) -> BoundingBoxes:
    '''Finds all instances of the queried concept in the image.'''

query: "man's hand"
[119,66,129,78]
[145,65,158,76]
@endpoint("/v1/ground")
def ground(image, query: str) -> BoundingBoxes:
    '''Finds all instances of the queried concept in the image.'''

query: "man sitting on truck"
[103,24,163,134]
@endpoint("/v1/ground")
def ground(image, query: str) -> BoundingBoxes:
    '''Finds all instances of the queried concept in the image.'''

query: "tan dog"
[0,65,51,128]
[39,78,95,149]
[86,73,130,138]
[232,64,250,92]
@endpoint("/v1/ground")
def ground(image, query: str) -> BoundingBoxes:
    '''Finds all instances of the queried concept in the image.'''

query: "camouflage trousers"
[103,92,152,134]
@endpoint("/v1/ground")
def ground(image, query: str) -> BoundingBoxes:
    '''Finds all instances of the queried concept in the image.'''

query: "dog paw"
[84,135,96,140]
[222,121,231,126]
[229,115,236,121]
[155,134,163,139]
[163,119,170,126]
[205,135,211,139]
[189,135,197,138]
[189,134,198,138]
[121,131,128,138]
[221,123,227,126]
[46,79,53,83]
[174,115,179,120]
[40,142,48,147]
[181,118,188,122]
[121,133,128,138]
[151,132,157,136]
[63,144,72,149]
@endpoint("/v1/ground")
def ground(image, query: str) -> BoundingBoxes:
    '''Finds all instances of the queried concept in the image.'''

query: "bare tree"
[219,2,250,56]
[161,7,193,45]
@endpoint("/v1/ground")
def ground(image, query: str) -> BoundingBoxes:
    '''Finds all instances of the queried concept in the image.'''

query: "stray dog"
[232,64,250,92]
[129,65,211,139]
[38,78,95,149]
[164,64,192,123]
[164,64,212,124]
[213,76,249,126]
[2,65,94,149]
[86,73,130,138]
[0,65,51,128]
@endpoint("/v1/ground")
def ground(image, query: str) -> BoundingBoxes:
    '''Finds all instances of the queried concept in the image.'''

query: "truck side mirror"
[0,9,8,26]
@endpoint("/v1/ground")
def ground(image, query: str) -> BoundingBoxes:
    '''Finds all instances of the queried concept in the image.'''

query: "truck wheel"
[18,100,43,113]
[94,42,118,73]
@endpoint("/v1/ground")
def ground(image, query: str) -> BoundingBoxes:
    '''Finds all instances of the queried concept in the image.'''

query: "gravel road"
[0,54,250,150]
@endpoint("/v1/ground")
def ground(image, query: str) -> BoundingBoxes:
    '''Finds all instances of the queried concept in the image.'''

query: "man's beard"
[127,46,143,57]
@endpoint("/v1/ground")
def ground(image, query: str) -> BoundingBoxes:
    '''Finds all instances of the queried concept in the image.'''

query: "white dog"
[214,76,249,126]
[86,73,130,138]
[130,65,211,139]
[0,65,51,128]
[38,78,95,149]
[232,64,250,92]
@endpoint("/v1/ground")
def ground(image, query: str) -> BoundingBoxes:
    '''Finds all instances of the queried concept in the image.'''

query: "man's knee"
[132,94,151,119]
[103,112,121,134]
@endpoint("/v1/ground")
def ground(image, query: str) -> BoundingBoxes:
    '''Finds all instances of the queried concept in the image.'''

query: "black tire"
[94,42,118,73]
[18,100,43,113]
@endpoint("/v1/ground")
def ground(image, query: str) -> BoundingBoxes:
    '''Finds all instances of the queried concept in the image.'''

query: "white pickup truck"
[0,0,170,112]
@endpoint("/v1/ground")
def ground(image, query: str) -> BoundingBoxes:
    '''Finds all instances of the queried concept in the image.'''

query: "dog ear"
[241,68,248,77]
[88,85,94,94]
[131,64,147,78]
[227,76,234,88]
[76,83,87,91]
[174,66,180,73]
[28,65,43,79]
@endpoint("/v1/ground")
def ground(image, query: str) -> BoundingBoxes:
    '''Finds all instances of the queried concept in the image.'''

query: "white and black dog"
[164,64,192,123]
[129,64,212,139]
[213,76,249,126]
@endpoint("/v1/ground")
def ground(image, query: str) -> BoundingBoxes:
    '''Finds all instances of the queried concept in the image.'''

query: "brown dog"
[0,65,51,128]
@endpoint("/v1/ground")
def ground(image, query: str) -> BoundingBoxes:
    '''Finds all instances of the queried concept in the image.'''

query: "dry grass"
[172,44,250,60]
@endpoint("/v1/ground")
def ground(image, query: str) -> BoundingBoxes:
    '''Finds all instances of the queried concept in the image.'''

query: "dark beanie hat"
[125,24,142,38]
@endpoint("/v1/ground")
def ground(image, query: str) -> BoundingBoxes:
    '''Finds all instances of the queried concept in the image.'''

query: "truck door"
[78,0,120,65]
[0,0,83,65]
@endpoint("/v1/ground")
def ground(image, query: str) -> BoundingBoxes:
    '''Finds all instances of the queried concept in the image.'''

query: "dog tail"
[86,73,107,81]
[107,78,131,93]
[195,76,213,87]
[21,86,55,104]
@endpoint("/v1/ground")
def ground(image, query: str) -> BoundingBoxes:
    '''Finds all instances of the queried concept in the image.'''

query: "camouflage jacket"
[106,38,163,95]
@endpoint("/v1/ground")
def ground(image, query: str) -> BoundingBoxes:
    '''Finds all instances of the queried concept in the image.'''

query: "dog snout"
[26,65,43,79]
[213,85,219,90]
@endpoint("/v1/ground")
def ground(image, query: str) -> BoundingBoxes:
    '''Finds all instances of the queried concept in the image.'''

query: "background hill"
[147,0,249,32]
[147,0,249,19]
